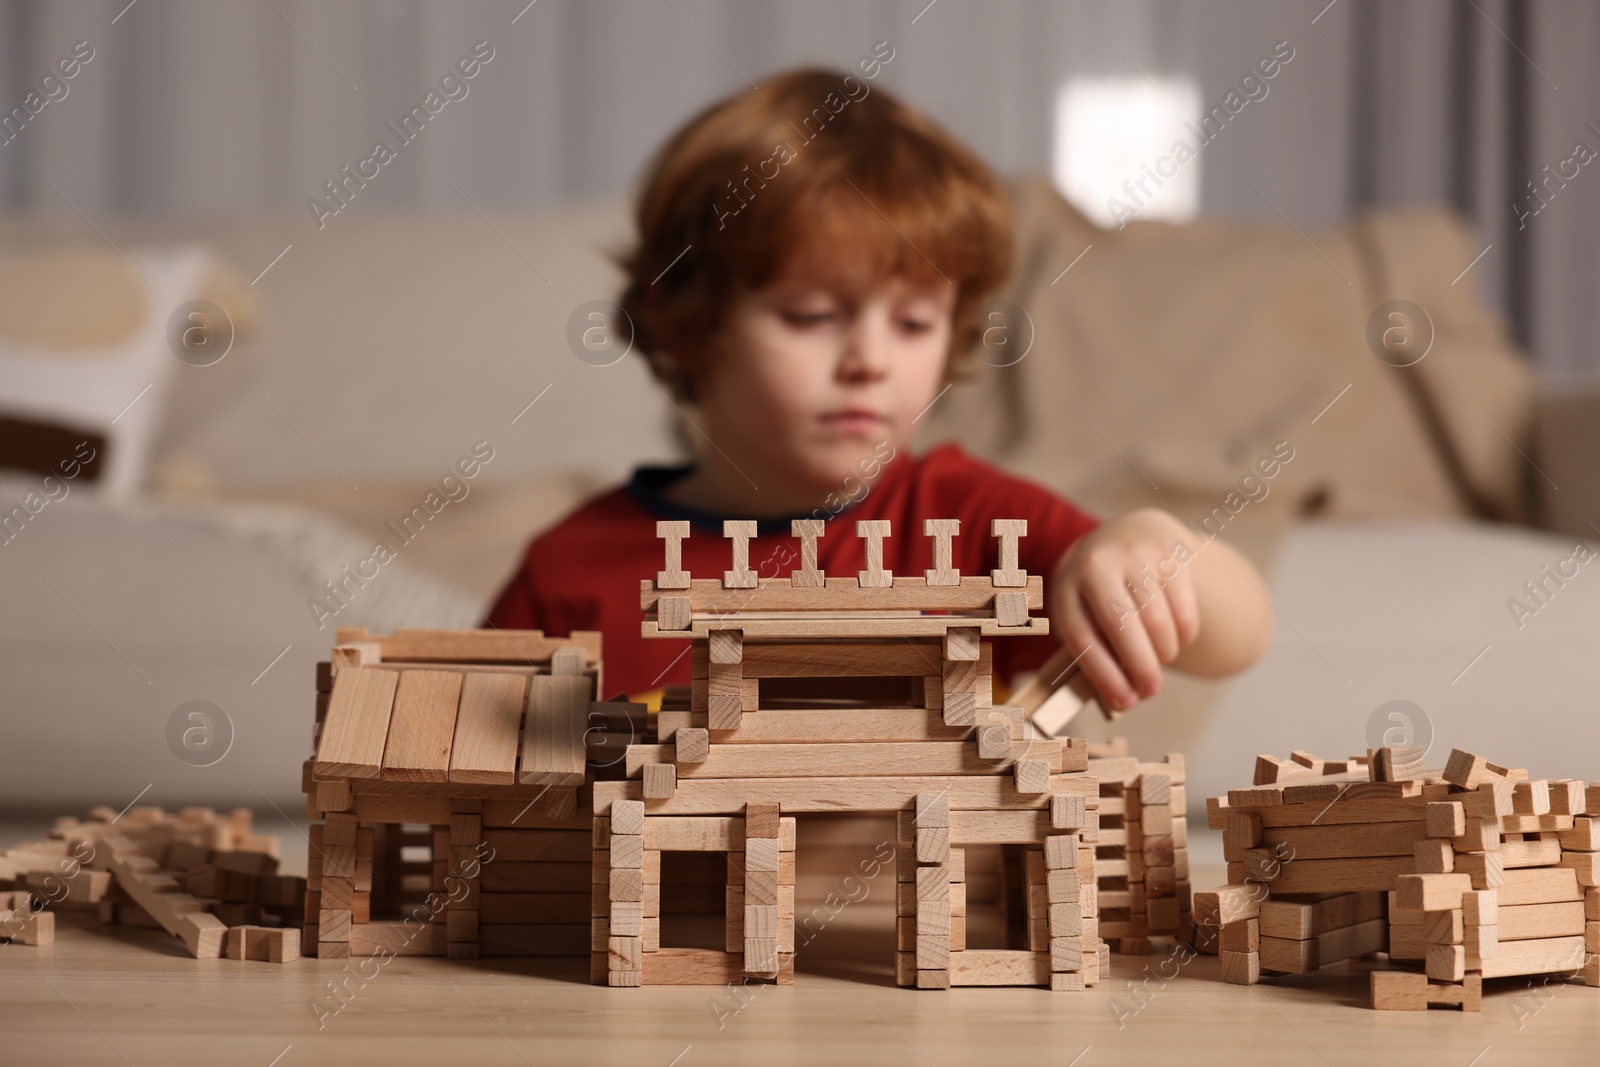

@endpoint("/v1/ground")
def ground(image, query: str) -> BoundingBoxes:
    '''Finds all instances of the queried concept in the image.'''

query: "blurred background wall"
[1,0,1597,380]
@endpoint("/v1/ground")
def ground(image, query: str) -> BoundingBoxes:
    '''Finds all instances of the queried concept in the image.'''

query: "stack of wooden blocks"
[2,805,299,960]
[1196,745,1599,1011]
[1086,741,1192,953]
[598,517,1102,989]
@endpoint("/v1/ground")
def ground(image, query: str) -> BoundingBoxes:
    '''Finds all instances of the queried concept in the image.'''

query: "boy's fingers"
[1061,593,1135,710]
[1084,569,1163,700]
[1139,584,1181,665]
[1166,569,1202,646]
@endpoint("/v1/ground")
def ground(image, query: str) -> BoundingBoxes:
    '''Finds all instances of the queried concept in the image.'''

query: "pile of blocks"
[1,805,301,960]
[1196,745,1599,1010]
[1086,741,1191,953]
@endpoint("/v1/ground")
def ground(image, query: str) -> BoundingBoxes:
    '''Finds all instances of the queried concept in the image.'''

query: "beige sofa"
[2,175,1596,813]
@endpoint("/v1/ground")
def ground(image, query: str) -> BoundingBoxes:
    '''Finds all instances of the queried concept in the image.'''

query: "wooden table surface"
[2,819,1596,1066]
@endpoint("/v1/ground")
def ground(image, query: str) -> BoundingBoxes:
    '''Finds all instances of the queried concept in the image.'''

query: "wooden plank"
[1498,867,1582,906]
[947,949,1051,986]
[348,921,448,957]
[1259,918,1387,974]
[1260,821,1429,860]
[643,618,1049,640]
[640,947,749,984]
[736,642,944,678]
[381,670,463,783]
[449,672,527,785]
[315,668,400,780]
[663,707,992,744]
[1258,892,1386,940]
[1246,853,1418,894]
[1246,795,1450,827]
[519,674,591,787]
[1477,934,1587,978]
[1497,901,1587,941]
[593,774,1096,815]
[639,575,1043,613]
[335,627,600,665]
[625,740,1061,779]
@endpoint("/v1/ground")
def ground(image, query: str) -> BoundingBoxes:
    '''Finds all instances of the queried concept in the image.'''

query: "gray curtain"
[0,0,1594,375]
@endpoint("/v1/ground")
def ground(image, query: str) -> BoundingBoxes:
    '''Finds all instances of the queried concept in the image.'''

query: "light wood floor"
[4,834,1596,1066]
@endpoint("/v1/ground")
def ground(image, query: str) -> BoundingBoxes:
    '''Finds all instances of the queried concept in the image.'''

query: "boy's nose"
[837,317,891,381]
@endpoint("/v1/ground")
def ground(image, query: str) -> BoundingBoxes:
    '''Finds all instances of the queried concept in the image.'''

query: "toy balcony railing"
[640,517,1049,639]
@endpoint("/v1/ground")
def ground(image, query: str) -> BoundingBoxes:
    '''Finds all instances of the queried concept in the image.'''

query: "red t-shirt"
[485,443,1098,697]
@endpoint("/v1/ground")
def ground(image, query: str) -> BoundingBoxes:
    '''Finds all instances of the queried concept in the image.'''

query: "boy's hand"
[1050,508,1201,712]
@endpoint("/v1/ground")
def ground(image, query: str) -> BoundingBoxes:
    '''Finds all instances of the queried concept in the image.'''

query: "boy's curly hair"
[615,66,1013,401]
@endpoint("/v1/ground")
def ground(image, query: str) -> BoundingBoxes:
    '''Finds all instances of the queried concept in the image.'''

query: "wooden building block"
[315,668,400,779]
[990,518,1027,586]
[381,669,463,783]
[657,595,692,630]
[994,591,1029,626]
[1396,874,1473,912]
[790,519,825,587]
[1558,851,1600,886]
[447,671,527,785]
[707,629,743,665]
[1425,909,1464,945]
[923,519,960,586]
[1462,889,1498,926]
[1220,949,1260,984]
[1414,838,1454,874]
[1455,852,1506,889]
[1443,748,1507,790]
[520,674,591,787]
[269,927,300,963]
[855,519,893,587]
[745,838,780,873]
[1370,970,1428,1010]
[315,779,352,813]
[676,728,709,764]
[610,835,643,870]
[1051,794,1086,831]
[1559,817,1600,852]
[916,827,950,864]
[1015,759,1050,795]
[642,763,677,800]
[656,520,691,588]
[1513,780,1552,816]
[916,792,950,828]
[1425,943,1466,981]
[610,799,645,837]
[1427,801,1466,839]
[722,520,757,588]
[1220,918,1259,953]
[745,803,781,839]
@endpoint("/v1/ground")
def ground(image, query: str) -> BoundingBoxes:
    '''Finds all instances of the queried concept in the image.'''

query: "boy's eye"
[899,319,934,333]
[782,310,834,327]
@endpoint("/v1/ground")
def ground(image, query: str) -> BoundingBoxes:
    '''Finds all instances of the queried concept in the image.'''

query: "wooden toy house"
[594,518,1104,989]
[302,627,634,961]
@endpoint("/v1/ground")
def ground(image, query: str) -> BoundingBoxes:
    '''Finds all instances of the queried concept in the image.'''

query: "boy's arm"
[1049,507,1273,712]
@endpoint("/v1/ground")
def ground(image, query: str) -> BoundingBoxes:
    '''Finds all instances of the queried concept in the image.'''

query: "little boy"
[488,67,1273,711]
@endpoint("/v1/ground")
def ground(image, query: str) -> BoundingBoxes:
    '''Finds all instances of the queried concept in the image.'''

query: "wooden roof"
[313,663,593,788]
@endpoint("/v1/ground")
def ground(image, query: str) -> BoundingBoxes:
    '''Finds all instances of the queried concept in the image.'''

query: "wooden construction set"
[1,805,301,960]
[293,518,1114,989]
[1196,745,1600,1010]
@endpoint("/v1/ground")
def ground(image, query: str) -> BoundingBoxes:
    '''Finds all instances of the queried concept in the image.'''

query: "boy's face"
[695,271,954,498]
